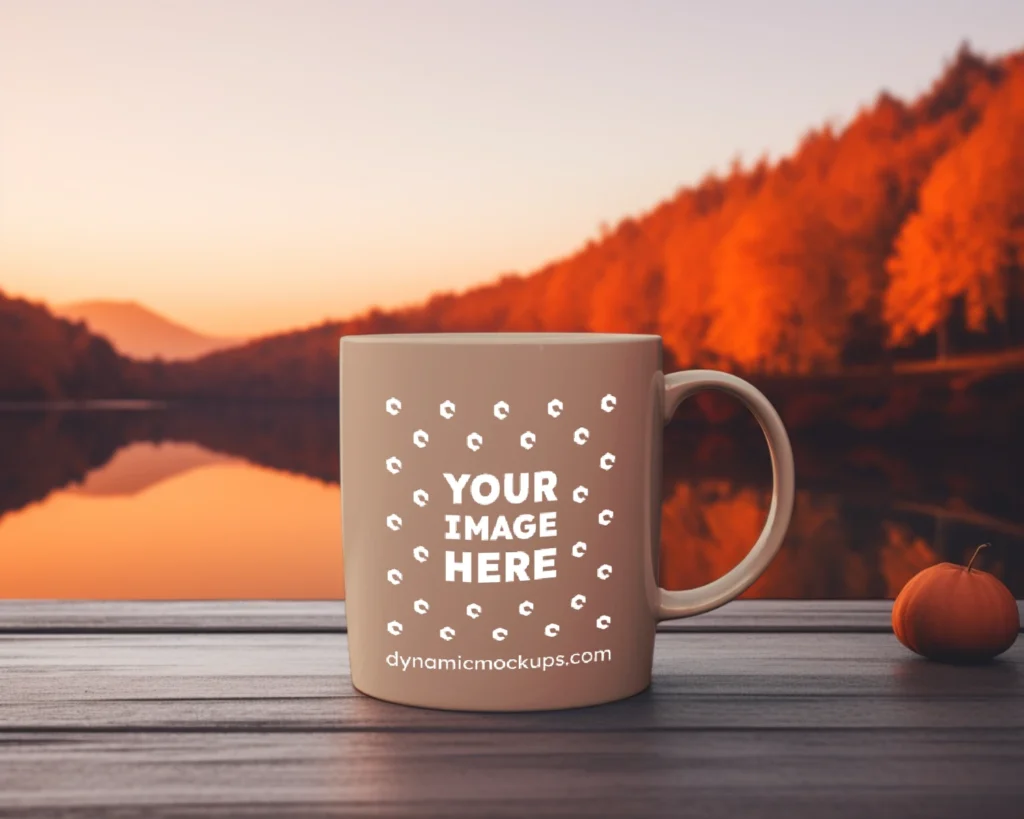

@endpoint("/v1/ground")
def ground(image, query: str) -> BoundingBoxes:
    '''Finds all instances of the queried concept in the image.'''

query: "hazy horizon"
[3,0,1024,337]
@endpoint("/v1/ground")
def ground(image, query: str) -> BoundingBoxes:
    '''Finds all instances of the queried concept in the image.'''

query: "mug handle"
[656,370,796,620]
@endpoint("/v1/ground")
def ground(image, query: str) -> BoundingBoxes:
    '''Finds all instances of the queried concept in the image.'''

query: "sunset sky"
[2,0,1023,338]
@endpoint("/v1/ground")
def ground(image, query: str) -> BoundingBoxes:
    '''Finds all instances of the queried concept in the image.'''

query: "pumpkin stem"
[965,542,991,573]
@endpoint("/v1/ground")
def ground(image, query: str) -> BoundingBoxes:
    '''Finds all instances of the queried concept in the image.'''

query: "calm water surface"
[1,405,1020,599]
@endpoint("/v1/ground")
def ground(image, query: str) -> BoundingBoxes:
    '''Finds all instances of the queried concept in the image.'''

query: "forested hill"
[152,45,1024,400]
[0,291,133,401]
[4,45,1023,404]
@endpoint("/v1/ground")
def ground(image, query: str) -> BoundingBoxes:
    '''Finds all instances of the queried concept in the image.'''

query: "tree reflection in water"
[0,405,1020,598]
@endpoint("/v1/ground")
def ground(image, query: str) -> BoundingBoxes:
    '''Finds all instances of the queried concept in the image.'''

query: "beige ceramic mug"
[340,333,795,711]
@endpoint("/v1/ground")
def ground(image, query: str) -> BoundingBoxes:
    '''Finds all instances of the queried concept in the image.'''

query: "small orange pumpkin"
[892,543,1019,663]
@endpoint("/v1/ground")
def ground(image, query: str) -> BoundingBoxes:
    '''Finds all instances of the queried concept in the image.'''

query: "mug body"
[341,332,664,711]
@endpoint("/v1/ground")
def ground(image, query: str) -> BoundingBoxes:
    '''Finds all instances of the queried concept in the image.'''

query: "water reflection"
[0,441,342,599]
[69,441,233,497]
[660,483,953,598]
[0,406,1020,599]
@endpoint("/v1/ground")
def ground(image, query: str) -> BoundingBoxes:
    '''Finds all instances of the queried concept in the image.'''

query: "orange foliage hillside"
[3,46,1024,402]
[155,46,1024,400]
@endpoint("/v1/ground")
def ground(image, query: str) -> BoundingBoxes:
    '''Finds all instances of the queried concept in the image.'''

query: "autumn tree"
[0,292,131,400]
[533,249,601,332]
[586,217,666,335]
[885,64,1024,355]
[702,130,859,373]
[705,181,847,373]
[699,48,1006,373]
[656,166,767,367]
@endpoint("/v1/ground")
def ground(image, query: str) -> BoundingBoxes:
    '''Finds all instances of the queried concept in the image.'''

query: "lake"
[1,404,1021,599]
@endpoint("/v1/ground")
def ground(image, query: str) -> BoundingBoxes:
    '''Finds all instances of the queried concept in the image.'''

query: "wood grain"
[5,599,1020,633]
[1,729,1021,818]
[1,632,1020,731]
[0,601,345,633]
[0,605,1021,818]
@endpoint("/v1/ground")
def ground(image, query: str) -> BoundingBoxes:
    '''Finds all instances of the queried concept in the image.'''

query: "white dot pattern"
[381,394,620,639]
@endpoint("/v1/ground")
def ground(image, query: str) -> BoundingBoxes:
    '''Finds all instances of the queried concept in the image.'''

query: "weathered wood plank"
[0,601,346,633]
[1,627,1021,817]
[0,729,1021,818]
[0,633,1019,731]
[5,599,1020,634]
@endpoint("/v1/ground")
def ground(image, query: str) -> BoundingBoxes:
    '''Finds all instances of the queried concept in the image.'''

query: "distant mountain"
[55,300,242,361]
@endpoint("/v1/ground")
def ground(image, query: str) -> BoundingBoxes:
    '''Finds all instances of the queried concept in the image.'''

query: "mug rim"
[341,332,662,346]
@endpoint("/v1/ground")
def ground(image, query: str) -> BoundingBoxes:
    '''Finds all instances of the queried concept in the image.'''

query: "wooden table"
[1,601,1021,818]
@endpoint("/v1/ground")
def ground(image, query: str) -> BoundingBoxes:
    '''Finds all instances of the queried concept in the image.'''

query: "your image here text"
[441,470,563,582]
